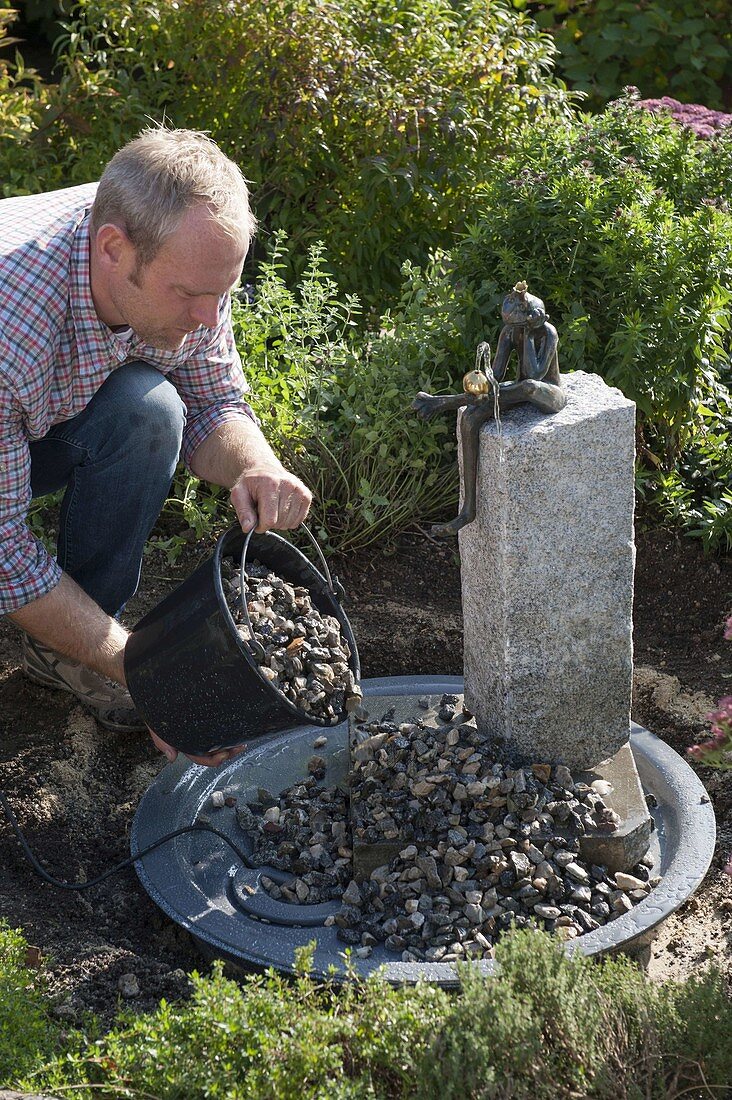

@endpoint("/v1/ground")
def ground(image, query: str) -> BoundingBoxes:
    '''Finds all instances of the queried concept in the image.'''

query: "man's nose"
[189,296,220,328]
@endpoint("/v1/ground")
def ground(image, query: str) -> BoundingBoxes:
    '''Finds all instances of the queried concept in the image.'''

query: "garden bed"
[0,522,730,1023]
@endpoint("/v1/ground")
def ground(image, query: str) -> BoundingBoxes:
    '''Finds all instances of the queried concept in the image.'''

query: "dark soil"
[0,523,730,1023]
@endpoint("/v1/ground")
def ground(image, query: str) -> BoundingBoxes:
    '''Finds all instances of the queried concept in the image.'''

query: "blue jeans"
[29,362,185,616]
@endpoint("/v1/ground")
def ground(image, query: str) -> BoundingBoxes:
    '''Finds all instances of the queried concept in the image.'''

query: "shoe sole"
[23,665,147,734]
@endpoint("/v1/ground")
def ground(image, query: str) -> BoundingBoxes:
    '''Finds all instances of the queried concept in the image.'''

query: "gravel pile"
[221,556,362,721]
[234,697,656,961]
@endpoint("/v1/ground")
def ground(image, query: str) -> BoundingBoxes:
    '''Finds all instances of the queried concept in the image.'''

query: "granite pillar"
[460,370,636,772]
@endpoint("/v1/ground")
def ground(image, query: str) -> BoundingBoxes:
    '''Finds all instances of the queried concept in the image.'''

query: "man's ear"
[94,222,135,273]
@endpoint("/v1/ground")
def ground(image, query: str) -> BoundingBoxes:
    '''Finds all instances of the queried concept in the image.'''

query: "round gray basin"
[131,675,716,986]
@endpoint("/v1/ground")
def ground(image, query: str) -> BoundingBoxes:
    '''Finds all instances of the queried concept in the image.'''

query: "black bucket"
[124,525,360,756]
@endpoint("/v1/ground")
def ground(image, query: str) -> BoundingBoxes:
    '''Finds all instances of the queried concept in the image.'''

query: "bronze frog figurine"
[413,281,566,536]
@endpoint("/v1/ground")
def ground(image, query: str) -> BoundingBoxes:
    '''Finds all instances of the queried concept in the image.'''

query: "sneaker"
[20,633,147,734]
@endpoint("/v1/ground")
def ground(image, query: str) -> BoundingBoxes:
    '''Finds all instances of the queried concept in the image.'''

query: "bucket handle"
[237,524,344,661]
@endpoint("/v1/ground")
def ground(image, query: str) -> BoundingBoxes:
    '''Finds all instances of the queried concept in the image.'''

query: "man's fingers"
[230,481,257,533]
[150,730,178,762]
[252,483,311,532]
[231,476,277,532]
[232,469,312,534]
[184,749,228,767]
[254,491,281,533]
[184,743,248,768]
[186,753,224,767]
[278,492,311,530]
[291,494,312,528]
[153,726,249,769]
[215,745,247,764]
[151,730,236,769]
[274,483,312,530]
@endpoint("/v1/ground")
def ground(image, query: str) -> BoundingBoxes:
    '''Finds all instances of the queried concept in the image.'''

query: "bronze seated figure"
[413,281,566,537]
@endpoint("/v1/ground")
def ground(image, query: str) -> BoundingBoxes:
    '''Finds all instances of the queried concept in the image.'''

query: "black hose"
[0,789,256,890]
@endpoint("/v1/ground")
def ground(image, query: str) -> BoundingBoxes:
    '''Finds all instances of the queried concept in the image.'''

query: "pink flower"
[686,617,732,770]
[707,697,732,733]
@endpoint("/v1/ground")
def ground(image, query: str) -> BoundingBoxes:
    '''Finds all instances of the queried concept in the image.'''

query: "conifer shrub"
[419,932,611,1099]
[419,933,732,1099]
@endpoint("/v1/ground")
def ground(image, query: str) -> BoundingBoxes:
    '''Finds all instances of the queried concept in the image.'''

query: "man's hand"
[150,730,247,768]
[230,463,312,533]
[190,418,313,534]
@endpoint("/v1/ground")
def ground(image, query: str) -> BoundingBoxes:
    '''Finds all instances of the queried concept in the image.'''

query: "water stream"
[475,341,504,463]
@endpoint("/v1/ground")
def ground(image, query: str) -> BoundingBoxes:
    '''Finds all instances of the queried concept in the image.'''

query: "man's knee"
[99,362,185,464]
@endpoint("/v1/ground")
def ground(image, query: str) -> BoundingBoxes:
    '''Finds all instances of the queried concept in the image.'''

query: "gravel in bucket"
[232,697,655,962]
[221,557,363,722]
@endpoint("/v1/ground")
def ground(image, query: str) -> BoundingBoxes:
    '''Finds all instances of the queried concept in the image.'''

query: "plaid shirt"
[0,183,254,614]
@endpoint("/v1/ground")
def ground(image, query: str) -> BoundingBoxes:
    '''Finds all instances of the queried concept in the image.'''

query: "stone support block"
[578,743,653,873]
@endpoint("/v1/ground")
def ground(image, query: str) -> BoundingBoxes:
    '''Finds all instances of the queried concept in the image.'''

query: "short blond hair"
[90,127,256,266]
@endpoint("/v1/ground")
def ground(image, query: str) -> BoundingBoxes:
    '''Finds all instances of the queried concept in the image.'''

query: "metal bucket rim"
[212,525,358,728]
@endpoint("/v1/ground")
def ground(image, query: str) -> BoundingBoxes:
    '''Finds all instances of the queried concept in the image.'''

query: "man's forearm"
[189,417,283,488]
[8,573,128,685]
[190,418,312,534]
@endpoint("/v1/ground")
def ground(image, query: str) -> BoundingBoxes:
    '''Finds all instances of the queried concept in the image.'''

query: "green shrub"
[232,235,469,553]
[41,948,445,1099]
[419,932,612,1099]
[159,90,732,554]
[517,0,732,110]
[380,92,732,546]
[1,0,572,307]
[0,10,61,197]
[453,95,731,448]
[636,398,732,553]
[0,923,59,1085]
[8,927,728,1099]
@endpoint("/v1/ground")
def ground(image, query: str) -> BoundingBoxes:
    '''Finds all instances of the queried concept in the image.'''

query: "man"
[0,127,312,766]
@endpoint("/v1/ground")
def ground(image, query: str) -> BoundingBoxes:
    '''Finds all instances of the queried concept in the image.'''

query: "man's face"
[107,205,247,351]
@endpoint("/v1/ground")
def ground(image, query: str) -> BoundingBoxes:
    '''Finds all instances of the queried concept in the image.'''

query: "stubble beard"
[118,267,185,352]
